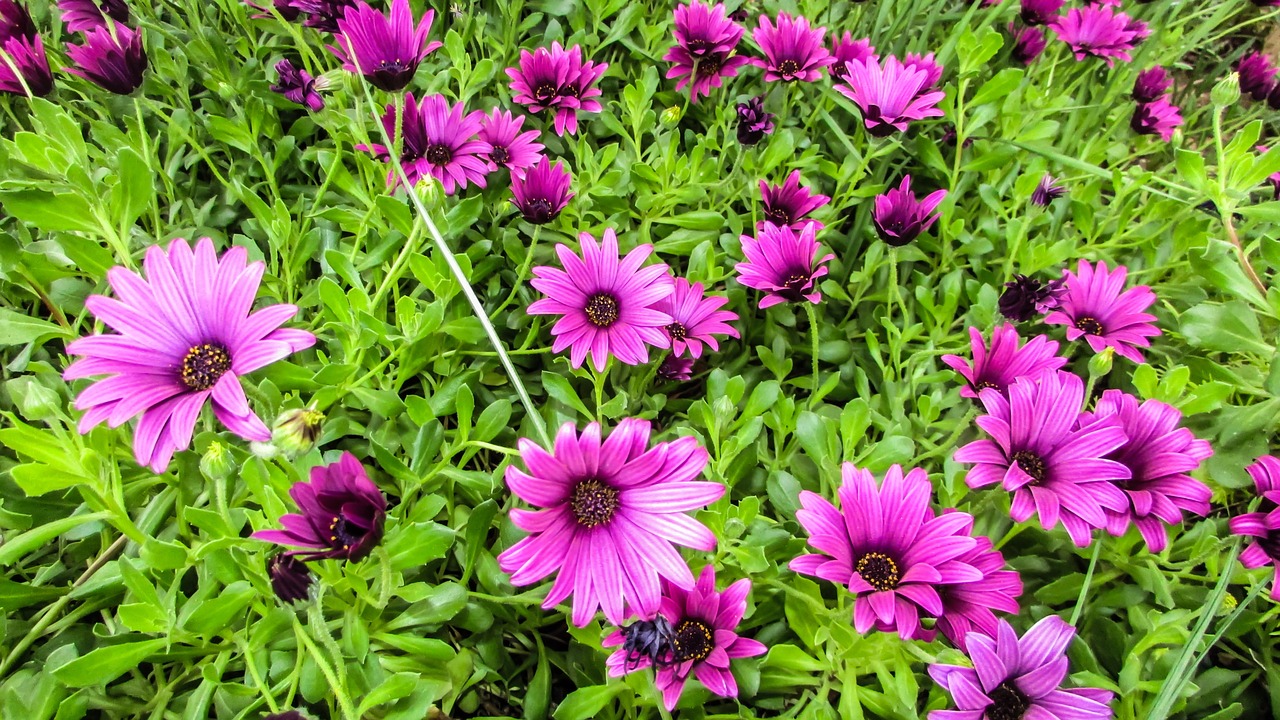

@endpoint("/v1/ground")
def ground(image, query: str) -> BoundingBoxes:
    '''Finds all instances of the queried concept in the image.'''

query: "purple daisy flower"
[657,278,739,359]
[1230,456,1280,600]
[734,222,834,308]
[837,56,945,137]
[604,566,766,711]
[941,324,1066,400]
[65,22,147,95]
[506,42,607,136]
[479,109,544,174]
[954,370,1131,547]
[1044,260,1160,363]
[665,0,749,103]
[933,537,1023,652]
[271,59,324,112]
[1130,97,1183,142]
[328,0,439,92]
[289,0,355,32]
[1237,52,1277,101]
[790,464,983,640]
[497,419,724,626]
[903,52,943,92]
[929,616,1115,720]
[1132,66,1171,103]
[1032,174,1066,206]
[361,92,490,194]
[999,274,1067,322]
[828,32,875,81]
[57,0,128,32]
[0,31,51,97]
[657,355,696,381]
[253,452,387,562]
[528,229,673,371]
[246,0,302,22]
[735,95,774,145]
[873,175,947,246]
[1049,6,1144,67]
[64,238,316,472]
[511,157,573,224]
[1081,391,1212,552]
[759,170,829,231]
[0,0,35,40]
[1019,0,1063,26]
[749,12,833,83]
[1011,24,1047,65]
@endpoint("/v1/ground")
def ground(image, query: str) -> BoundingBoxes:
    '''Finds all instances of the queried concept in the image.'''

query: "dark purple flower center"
[328,515,368,552]
[490,145,510,166]
[686,39,713,57]
[1011,451,1048,484]
[585,293,620,328]
[569,478,620,527]
[765,207,792,226]
[621,616,676,668]
[696,53,725,75]
[855,551,900,591]
[181,343,231,391]
[665,322,688,341]
[1258,530,1280,561]
[975,380,1001,392]
[1075,316,1104,335]
[987,681,1031,720]
[559,83,582,99]
[425,143,453,167]
[375,58,411,74]
[778,59,801,77]
[778,270,812,301]
[535,82,558,100]
[673,618,715,663]
[522,197,556,224]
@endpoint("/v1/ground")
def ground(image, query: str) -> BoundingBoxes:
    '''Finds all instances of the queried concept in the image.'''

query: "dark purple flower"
[734,222,834,308]
[360,92,491,194]
[268,553,313,603]
[65,22,147,95]
[657,278,739,358]
[999,274,1066,321]
[479,109,544,174]
[1044,260,1160,363]
[1130,97,1182,142]
[1049,6,1144,66]
[828,31,875,81]
[932,537,1023,652]
[1032,174,1066,206]
[271,59,324,112]
[1230,456,1280,600]
[506,42,607,136]
[0,0,35,41]
[837,56,945,137]
[0,32,51,96]
[657,355,696,381]
[1269,83,1280,111]
[1132,66,1171,103]
[1011,24,1046,65]
[253,452,387,562]
[511,157,573,224]
[873,175,946,246]
[1237,51,1277,101]
[942,324,1066,399]
[930,616,1115,720]
[327,0,440,92]
[735,95,774,145]
[57,0,128,32]
[748,12,833,83]
[246,0,301,21]
[759,170,829,231]
[1019,0,1063,26]
[665,0,749,102]
[289,0,355,32]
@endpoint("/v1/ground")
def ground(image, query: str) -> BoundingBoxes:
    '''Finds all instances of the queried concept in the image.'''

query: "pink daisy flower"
[828,32,876,81]
[932,536,1023,652]
[506,42,607,136]
[1049,6,1145,67]
[665,0,750,102]
[657,278,739,359]
[759,170,829,231]
[942,324,1066,399]
[734,222,835,308]
[360,92,491,194]
[1043,259,1160,363]
[1231,456,1280,600]
[253,452,387,562]
[748,12,833,83]
[1130,97,1183,142]
[327,0,441,92]
[478,108,544,174]
[837,56,945,137]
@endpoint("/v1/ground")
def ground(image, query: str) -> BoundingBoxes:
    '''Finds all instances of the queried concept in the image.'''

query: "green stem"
[489,224,542,321]
[292,617,357,720]
[805,302,820,404]
[1068,536,1103,627]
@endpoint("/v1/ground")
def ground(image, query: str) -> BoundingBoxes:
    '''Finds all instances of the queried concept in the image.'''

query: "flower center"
[490,146,510,165]
[559,83,582,99]
[686,39,712,56]
[180,343,231,391]
[1010,450,1048,483]
[535,82,558,100]
[765,207,792,226]
[328,515,366,552]
[524,197,554,223]
[665,322,688,341]
[975,380,1001,392]
[778,59,801,77]
[569,478,619,527]
[425,143,452,166]
[697,53,725,75]
[1259,529,1280,562]
[854,551,900,592]
[375,58,411,74]
[782,271,811,292]
[673,619,715,663]
[584,293,620,328]
[986,681,1031,720]
[1075,316,1104,335]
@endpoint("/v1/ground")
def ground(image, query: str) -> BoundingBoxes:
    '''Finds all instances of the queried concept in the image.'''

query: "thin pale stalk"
[1068,536,1103,627]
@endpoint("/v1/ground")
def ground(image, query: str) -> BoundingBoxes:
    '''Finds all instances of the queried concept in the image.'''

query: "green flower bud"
[660,105,682,126]
[272,407,324,457]
[7,377,59,422]
[414,175,443,210]
[1087,347,1114,379]
[200,441,235,481]
[1211,73,1241,109]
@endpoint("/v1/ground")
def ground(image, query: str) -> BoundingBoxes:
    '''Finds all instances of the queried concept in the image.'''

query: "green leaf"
[1180,301,1274,355]
[552,685,624,720]
[0,578,63,612]
[0,513,108,567]
[355,673,420,716]
[180,581,255,636]
[111,147,153,227]
[52,639,168,687]
[541,372,592,419]
[969,68,1023,107]
[0,190,99,233]
[0,307,73,347]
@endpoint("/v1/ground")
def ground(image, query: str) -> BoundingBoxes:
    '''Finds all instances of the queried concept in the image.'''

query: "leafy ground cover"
[3,0,1280,718]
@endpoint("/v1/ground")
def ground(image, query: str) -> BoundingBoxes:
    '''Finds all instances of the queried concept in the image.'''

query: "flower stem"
[489,224,542,321]
[804,302,821,405]
[1068,535,1103,627]
[292,617,357,720]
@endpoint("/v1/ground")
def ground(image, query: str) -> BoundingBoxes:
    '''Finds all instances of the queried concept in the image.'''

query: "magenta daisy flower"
[734,222,835,309]
[665,0,749,103]
[65,22,147,95]
[64,238,316,472]
[1081,391,1212,552]
[506,42,607,136]
[511,157,573,224]
[749,12,833,83]
[828,32,875,81]
[253,452,387,562]
[0,31,51,97]
[479,109,544,174]
[1031,174,1066,206]
[271,59,325,112]
[837,56,945,137]
[1043,260,1160,363]
[1011,24,1047,65]
[1230,456,1280,600]
[657,278,739,359]
[735,95,774,145]
[873,175,947,246]
[790,464,983,640]
[1049,6,1144,66]
[497,419,725,626]
[290,0,355,32]
[57,0,128,32]
[1130,97,1182,142]
[929,616,1115,720]
[246,0,302,22]
[759,170,829,232]
[954,370,1131,547]
[1132,66,1172,103]
[361,92,490,194]
[604,566,766,711]
[528,229,673,371]
[999,274,1066,321]
[327,0,440,92]
[903,52,943,92]
[1019,0,1063,25]
[267,553,313,604]
[942,324,1066,400]
[1237,51,1277,101]
[933,536,1023,652]
[0,0,35,39]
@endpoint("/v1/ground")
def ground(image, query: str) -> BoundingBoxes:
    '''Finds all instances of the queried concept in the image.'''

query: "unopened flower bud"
[414,175,443,210]
[9,378,58,422]
[660,105,682,126]
[200,441,236,480]
[1211,73,1241,109]
[272,407,324,457]
[268,554,313,605]
[1087,347,1114,379]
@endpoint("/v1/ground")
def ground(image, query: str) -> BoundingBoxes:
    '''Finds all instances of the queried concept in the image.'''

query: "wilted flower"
[665,0,749,102]
[941,324,1066,399]
[506,42,607,136]
[253,452,387,562]
[837,56,945,137]
[511,157,574,224]
[735,95,774,145]
[268,554,314,603]
[1132,66,1172,103]
[271,59,324,112]
[65,22,148,94]
[57,0,129,32]
[998,274,1067,321]
[734,222,834,308]
[360,92,491,194]
[1044,259,1160,363]
[748,12,833,82]
[1236,51,1277,101]
[1130,97,1183,141]
[327,0,441,92]
[478,109,544,174]
[828,32,875,81]
[1031,174,1066,206]
[872,175,947,246]
[759,170,829,231]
